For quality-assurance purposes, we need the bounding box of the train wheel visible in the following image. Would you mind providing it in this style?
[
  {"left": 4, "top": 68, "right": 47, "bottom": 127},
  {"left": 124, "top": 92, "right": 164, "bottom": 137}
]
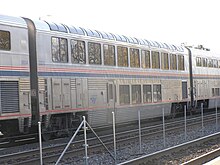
[{"left": 42, "top": 129, "right": 52, "bottom": 141}]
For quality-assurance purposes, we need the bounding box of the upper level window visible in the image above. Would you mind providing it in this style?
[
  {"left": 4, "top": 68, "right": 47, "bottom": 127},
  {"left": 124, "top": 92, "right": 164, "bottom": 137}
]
[
  {"left": 203, "top": 58, "right": 208, "bottom": 67},
  {"left": 104, "top": 44, "right": 115, "bottom": 66},
  {"left": 117, "top": 46, "right": 128, "bottom": 67},
  {"left": 71, "top": 40, "right": 86, "bottom": 64},
  {"left": 161, "top": 52, "right": 169, "bottom": 70},
  {"left": 51, "top": 37, "right": 68, "bottom": 63},
  {"left": 196, "top": 57, "right": 202, "bottom": 67},
  {"left": 152, "top": 51, "right": 160, "bottom": 69},
  {"left": 141, "top": 50, "right": 151, "bottom": 68},
  {"left": 130, "top": 48, "right": 140, "bottom": 68},
  {"left": 178, "top": 55, "right": 185, "bottom": 70},
  {"left": 208, "top": 59, "right": 213, "bottom": 67},
  {"left": 0, "top": 30, "right": 10, "bottom": 51},
  {"left": 170, "top": 54, "right": 177, "bottom": 70},
  {"left": 213, "top": 59, "right": 218, "bottom": 68},
  {"left": 88, "top": 42, "right": 101, "bottom": 65}
]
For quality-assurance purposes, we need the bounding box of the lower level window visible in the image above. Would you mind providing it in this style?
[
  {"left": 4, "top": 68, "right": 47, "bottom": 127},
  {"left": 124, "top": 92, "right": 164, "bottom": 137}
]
[
  {"left": 143, "top": 85, "right": 152, "bottom": 103},
  {"left": 132, "top": 85, "right": 141, "bottom": 104},
  {"left": 153, "top": 84, "right": 162, "bottom": 102},
  {"left": 119, "top": 85, "right": 130, "bottom": 105}
]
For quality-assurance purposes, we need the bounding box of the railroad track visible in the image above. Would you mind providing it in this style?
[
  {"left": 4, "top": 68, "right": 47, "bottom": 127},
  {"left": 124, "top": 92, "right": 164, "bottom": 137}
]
[
  {"left": 119, "top": 132, "right": 220, "bottom": 165},
  {"left": 182, "top": 147, "right": 220, "bottom": 165},
  {"left": 0, "top": 112, "right": 219, "bottom": 164}
]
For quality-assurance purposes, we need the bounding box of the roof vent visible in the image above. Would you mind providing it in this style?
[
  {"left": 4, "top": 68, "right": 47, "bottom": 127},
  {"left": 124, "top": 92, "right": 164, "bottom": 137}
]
[{"left": 196, "top": 45, "right": 210, "bottom": 51}]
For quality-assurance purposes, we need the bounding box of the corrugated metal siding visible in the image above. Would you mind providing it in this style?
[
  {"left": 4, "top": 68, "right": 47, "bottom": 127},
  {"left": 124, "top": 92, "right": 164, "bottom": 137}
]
[
  {"left": 19, "top": 79, "right": 30, "bottom": 92},
  {"left": 38, "top": 78, "right": 46, "bottom": 91},
  {"left": 71, "top": 79, "right": 76, "bottom": 90},
  {"left": 88, "top": 79, "right": 106, "bottom": 90},
  {"left": 88, "top": 109, "right": 108, "bottom": 126},
  {"left": 0, "top": 81, "right": 19, "bottom": 113}
]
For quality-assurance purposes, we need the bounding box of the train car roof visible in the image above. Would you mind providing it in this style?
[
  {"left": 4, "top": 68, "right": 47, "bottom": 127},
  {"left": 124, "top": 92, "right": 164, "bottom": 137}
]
[
  {"left": 0, "top": 14, "right": 27, "bottom": 28},
  {"left": 32, "top": 18, "right": 185, "bottom": 52},
  {"left": 0, "top": 14, "right": 185, "bottom": 52}
]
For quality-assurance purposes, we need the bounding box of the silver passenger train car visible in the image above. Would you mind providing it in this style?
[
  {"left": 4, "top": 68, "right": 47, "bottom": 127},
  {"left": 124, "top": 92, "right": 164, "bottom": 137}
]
[{"left": 0, "top": 14, "right": 220, "bottom": 138}]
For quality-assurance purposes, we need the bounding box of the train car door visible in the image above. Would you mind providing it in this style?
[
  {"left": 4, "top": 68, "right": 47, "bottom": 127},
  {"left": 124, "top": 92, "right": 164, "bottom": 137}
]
[
  {"left": 76, "top": 79, "right": 88, "bottom": 108},
  {"left": 107, "top": 81, "right": 115, "bottom": 123},
  {"left": 52, "top": 79, "right": 62, "bottom": 109},
  {"left": 62, "top": 79, "right": 71, "bottom": 109},
  {"left": 182, "top": 81, "right": 188, "bottom": 99},
  {"left": 107, "top": 82, "right": 115, "bottom": 108}
]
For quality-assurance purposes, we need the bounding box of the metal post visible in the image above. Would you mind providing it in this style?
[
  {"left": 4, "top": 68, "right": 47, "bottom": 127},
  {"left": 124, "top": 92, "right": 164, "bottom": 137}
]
[
  {"left": 162, "top": 108, "right": 166, "bottom": 147},
  {"left": 138, "top": 110, "right": 142, "bottom": 153},
  {"left": 184, "top": 105, "right": 187, "bottom": 140},
  {"left": 201, "top": 103, "right": 204, "bottom": 135},
  {"left": 216, "top": 99, "right": 218, "bottom": 131},
  {"left": 83, "top": 116, "right": 88, "bottom": 165},
  {"left": 112, "top": 112, "right": 117, "bottom": 164},
  {"left": 86, "top": 121, "right": 115, "bottom": 160},
  {"left": 38, "top": 122, "right": 43, "bottom": 165},
  {"left": 55, "top": 120, "right": 84, "bottom": 165}
]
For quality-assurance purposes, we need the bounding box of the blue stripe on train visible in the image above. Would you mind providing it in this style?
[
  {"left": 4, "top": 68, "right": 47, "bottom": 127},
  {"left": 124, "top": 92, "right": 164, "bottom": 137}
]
[{"left": 0, "top": 70, "right": 199, "bottom": 80}]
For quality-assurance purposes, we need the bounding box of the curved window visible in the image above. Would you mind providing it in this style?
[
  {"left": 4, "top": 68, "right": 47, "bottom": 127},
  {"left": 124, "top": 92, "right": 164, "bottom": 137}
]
[
  {"left": 71, "top": 40, "right": 86, "bottom": 64},
  {"left": 117, "top": 46, "right": 128, "bottom": 67},
  {"left": 88, "top": 42, "right": 101, "bottom": 65},
  {"left": 51, "top": 37, "right": 68, "bottom": 63},
  {"left": 130, "top": 48, "right": 140, "bottom": 68}
]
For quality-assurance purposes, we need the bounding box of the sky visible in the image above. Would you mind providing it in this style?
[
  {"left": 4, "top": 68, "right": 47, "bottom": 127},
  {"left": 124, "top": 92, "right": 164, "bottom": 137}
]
[{"left": 1, "top": 0, "right": 220, "bottom": 51}]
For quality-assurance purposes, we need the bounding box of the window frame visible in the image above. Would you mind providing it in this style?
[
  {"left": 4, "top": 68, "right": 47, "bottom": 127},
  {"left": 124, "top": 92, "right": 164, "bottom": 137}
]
[
  {"left": 0, "top": 30, "right": 11, "bottom": 51},
  {"left": 153, "top": 84, "right": 162, "bottom": 102},
  {"left": 141, "top": 49, "right": 151, "bottom": 69},
  {"left": 151, "top": 51, "right": 160, "bottom": 69},
  {"left": 178, "top": 55, "right": 185, "bottom": 70},
  {"left": 170, "top": 54, "right": 177, "bottom": 70},
  {"left": 70, "top": 39, "right": 86, "bottom": 64},
  {"left": 103, "top": 44, "right": 116, "bottom": 66},
  {"left": 130, "top": 48, "right": 140, "bottom": 68},
  {"left": 117, "top": 46, "right": 128, "bottom": 67},
  {"left": 131, "top": 85, "right": 141, "bottom": 104},
  {"left": 161, "top": 52, "right": 169, "bottom": 70},
  {"left": 119, "top": 85, "right": 130, "bottom": 105},
  {"left": 51, "top": 37, "right": 68, "bottom": 63},
  {"left": 196, "top": 57, "right": 202, "bottom": 67},
  {"left": 88, "top": 42, "right": 102, "bottom": 65},
  {"left": 143, "top": 84, "right": 152, "bottom": 103}
]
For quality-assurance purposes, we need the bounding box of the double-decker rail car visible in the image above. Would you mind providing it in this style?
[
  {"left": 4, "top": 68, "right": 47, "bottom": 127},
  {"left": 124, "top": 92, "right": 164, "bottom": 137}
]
[{"left": 0, "top": 14, "right": 219, "bottom": 139}]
